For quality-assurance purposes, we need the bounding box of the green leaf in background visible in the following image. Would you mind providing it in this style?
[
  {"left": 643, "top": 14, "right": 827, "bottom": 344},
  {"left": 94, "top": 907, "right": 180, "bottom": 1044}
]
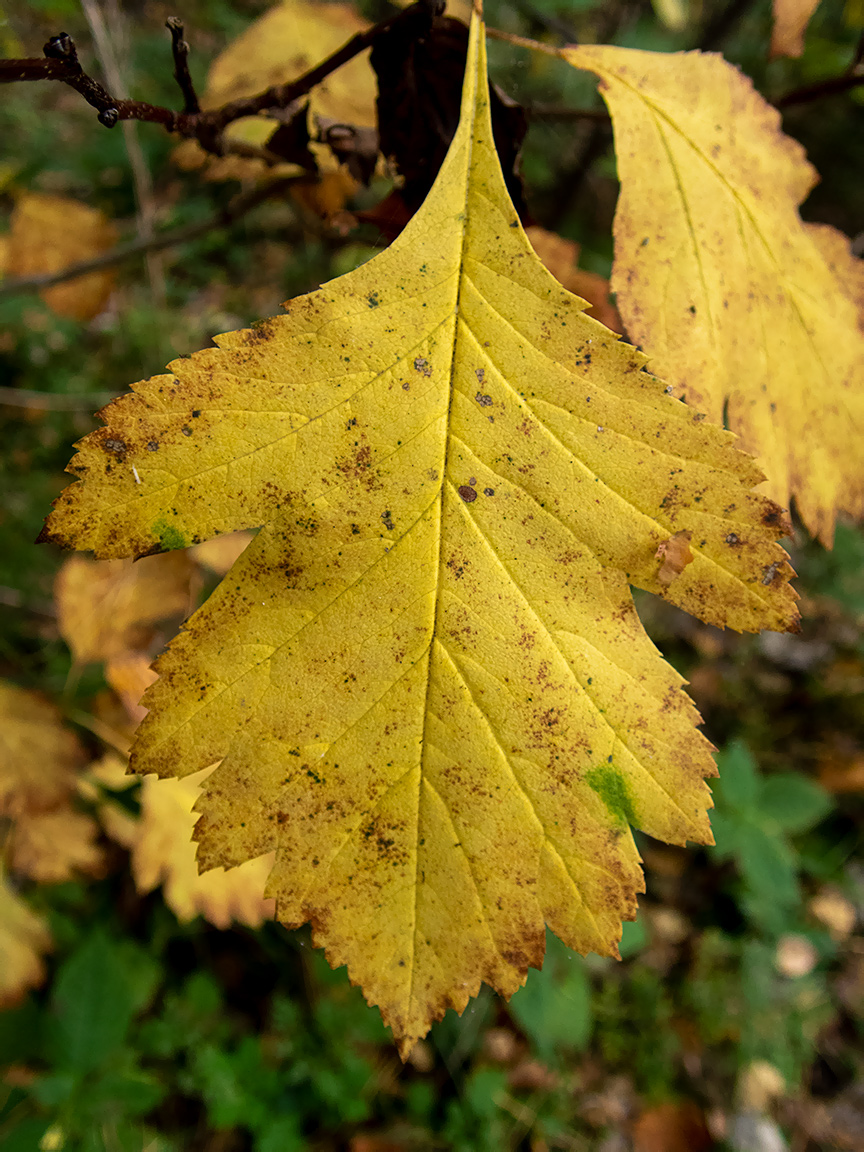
[
  {"left": 737, "top": 821, "right": 800, "bottom": 909},
  {"left": 759, "top": 774, "right": 832, "bottom": 834},
  {"left": 713, "top": 741, "right": 761, "bottom": 811},
  {"left": 48, "top": 932, "right": 137, "bottom": 1072},
  {"left": 508, "top": 932, "right": 592, "bottom": 1064}
]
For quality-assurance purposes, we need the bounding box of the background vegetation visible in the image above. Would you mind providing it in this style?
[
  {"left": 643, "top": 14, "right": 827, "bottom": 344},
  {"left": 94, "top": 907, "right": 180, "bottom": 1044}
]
[{"left": 1, "top": 0, "right": 863, "bottom": 1148}]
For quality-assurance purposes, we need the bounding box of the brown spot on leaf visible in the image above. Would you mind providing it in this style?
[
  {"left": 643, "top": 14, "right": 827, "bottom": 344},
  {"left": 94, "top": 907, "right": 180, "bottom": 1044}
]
[
  {"left": 458, "top": 485, "right": 477, "bottom": 503},
  {"left": 655, "top": 530, "right": 694, "bottom": 586}
]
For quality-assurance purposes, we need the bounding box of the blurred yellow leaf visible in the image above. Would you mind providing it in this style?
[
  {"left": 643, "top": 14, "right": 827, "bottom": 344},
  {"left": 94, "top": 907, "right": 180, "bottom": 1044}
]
[
  {"left": 771, "top": 0, "right": 821, "bottom": 57},
  {"left": 55, "top": 552, "right": 197, "bottom": 665},
  {"left": 177, "top": 0, "right": 376, "bottom": 179},
  {"left": 0, "top": 682, "right": 85, "bottom": 817},
  {"left": 44, "top": 14, "right": 797, "bottom": 1056},
  {"left": 190, "top": 530, "right": 255, "bottom": 576},
  {"left": 10, "top": 809, "right": 103, "bottom": 884},
  {"left": 7, "top": 192, "right": 118, "bottom": 322},
  {"left": 105, "top": 651, "right": 158, "bottom": 727},
  {"left": 0, "top": 870, "right": 52, "bottom": 1007},
  {"left": 561, "top": 44, "right": 864, "bottom": 544}
]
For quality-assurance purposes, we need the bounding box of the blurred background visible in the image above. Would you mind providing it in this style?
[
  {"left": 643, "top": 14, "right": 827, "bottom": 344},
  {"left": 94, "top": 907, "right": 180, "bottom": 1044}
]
[{"left": 1, "top": 0, "right": 863, "bottom": 1149}]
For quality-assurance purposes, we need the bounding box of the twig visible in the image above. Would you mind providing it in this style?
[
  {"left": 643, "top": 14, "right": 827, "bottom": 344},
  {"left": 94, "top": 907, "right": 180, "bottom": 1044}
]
[
  {"left": 776, "top": 71, "right": 864, "bottom": 109},
  {"left": 0, "top": 386, "right": 118, "bottom": 410},
  {"left": 0, "top": 1, "right": 445, "bottom": 157},
  {"left": 775, "top": 25, "right": 864, "bottom": 107},
  {"left": 80, "top": 0, "right": 164, "bottom": 301},
  {"left": 527, "top": 104, "right": 610, "bottom": 122},
  {"left": 166, "top": 17, "right": 199, "bottom": 114},
  {"left": 0, "top": 175, "right": 300, "bottom": 298}
]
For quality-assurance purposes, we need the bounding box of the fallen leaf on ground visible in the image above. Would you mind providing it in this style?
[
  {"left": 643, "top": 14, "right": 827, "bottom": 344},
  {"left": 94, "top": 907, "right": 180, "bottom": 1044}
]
[
  {"left": 633, "top": 1100, "right": 712, "bottom": 1152},
  {"left": 0, "top": 870, "right": 52, "bottom": 1007},
  {"left": 526, "top": 226, "right": 623, "bottom": 333},
  {"left": 0, "top": 682, "right": 85, "bottom": 817},
  {"left": 559, "top": 43, "right": 864, "bottom": 544},
  {"left": 43, "top": 14, "right": 797, "bottom": 1056},
  {"left": 809, "top": 887, "right": 856, "bottom": 939},
  {"left": 6, "top": 192, "right": 118, "bottom": 321},
  {"left": 10, "top": 808, "right": 103, "bottom": 884},
  {"left": 771, "top": 0, "right": 821, "bottom": 58},
  {"left": 55, "top": 552, "right": 197, "bottom": 665}
]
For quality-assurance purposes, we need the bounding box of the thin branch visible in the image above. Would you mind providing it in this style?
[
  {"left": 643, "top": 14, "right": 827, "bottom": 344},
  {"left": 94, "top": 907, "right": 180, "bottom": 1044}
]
[
  {"left": 0, "top": 176, "right": 300, "bottom": 299},
  {"left": 0, "top": 1, "right": 445, "bottom": 157},
  {"left": 526, "top": 104, "right": 610, "bottom": 122},
  {"left": 776, "top": 71, "right": 864, "bottom": 109},
  {"left": 166, "top": 16, "right": 199, "bottom": 114},
  {"left": 80, "top": 0, "right": 165, "bottom": 301}
]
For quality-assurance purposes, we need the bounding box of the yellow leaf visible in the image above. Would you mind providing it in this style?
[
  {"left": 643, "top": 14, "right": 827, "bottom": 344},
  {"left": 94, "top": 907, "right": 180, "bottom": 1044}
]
[
  {"left": 557, "top": 44, "right": 864, "bottom": 544},
  {"left": 55, "top": 552, "right": 197, "bottom": 665},
  {"left": 0, "top": 682, "right": 85, "bottom": 817},
  {"left": 7, "top": 192, "right": 118, "bottom": 322},
  {"left": 0, "top": 869, "right": 51, "bottom": 1007},
  {"left": 178, "top": 0, "right": 377, "bottom": 178},
  {"left": 10, "top": 809, "right": 104, "bottom": 884},
  {"left": 807, "top": 223, "right": 864, "bottom": 332},
  {"left": 105, "top": 651, "right": 158, "bottom": 726},
  {"left": 771, "top": 0, "right": 821, "bottom": 57},
  {"left": 43, "top": 13, "right": 797, "bottom": 1055},
  {"left": 131, "top": 769, "right": 276, "bottom": 930},
  {"left": 526, "top": 225, "right": 623, "bottom": 333}
]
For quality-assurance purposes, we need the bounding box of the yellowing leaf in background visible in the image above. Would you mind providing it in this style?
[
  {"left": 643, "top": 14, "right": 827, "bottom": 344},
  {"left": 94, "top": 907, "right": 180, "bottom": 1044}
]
[
  {"left": 771, "top": 0, "right": 821, "bottom": 57},
  {"left": 10, "top": 809, "right": 103, "bottom": 884},
  {"left": 176, "top": 0, "right": 376, "bottom": 179},
  {"left": 6, "top": 192, "right": 118, "bottom": 322},
  {"left": 559, "top": 45, "right": 864, "bottom": 545},
  {"left": 55, "top": 552, "right": 197, "bottom": 666},
  {"left": 44, "top": 14, "right": 797, "bottom": 1055},
  {"left": 0, "top": 870, "right": 51, "bottom": 1008},
  {"left": 0, "top": 682, "right": 85, "bottom": 817},
  {"left": 190, "top": 529, "right": 255, "bottom": 576}
]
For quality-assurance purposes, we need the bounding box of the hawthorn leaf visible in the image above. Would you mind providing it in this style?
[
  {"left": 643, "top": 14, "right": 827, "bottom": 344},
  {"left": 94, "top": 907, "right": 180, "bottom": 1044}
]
[
  {"left": 89, "top": 670, "right": 276, "bottom": 931},
  {"left": 6, "top": 192, "right": 117, "bottom": 321},
  {"left": 559, "top": 44, "right": 864, "bottom": 544},
  {"left": 0, "top": 869, "right": 52, "bottom": 1007},
  {"left": 130, "top": 768, "right": 276, "bottom": 930},
  {"left": 43, "top": 13, "right": 797, "bottom": 1055},
  {"left": 10, "top": 808, "right": 104, "bottom": 884},
  {"left": 0, "top": 682, "right": 86, "bottom": 817}
]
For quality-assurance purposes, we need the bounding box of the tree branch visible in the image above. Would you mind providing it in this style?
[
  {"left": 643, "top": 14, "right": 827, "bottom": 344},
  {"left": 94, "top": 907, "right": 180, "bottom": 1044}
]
[
  {"left": 0, "top": 1, "right": 446, "bottom": 156},
  {"left": 166, "top": 16, "right": 200, "bottom": 115},
  {"left": 0, "top": 176, "right": 301, "bottom": 299}
]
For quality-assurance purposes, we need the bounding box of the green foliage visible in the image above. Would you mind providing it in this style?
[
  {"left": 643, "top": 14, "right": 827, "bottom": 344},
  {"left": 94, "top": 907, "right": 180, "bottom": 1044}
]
[{"left": 711, "top": 741, "right": 830, "bottom": 933}]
